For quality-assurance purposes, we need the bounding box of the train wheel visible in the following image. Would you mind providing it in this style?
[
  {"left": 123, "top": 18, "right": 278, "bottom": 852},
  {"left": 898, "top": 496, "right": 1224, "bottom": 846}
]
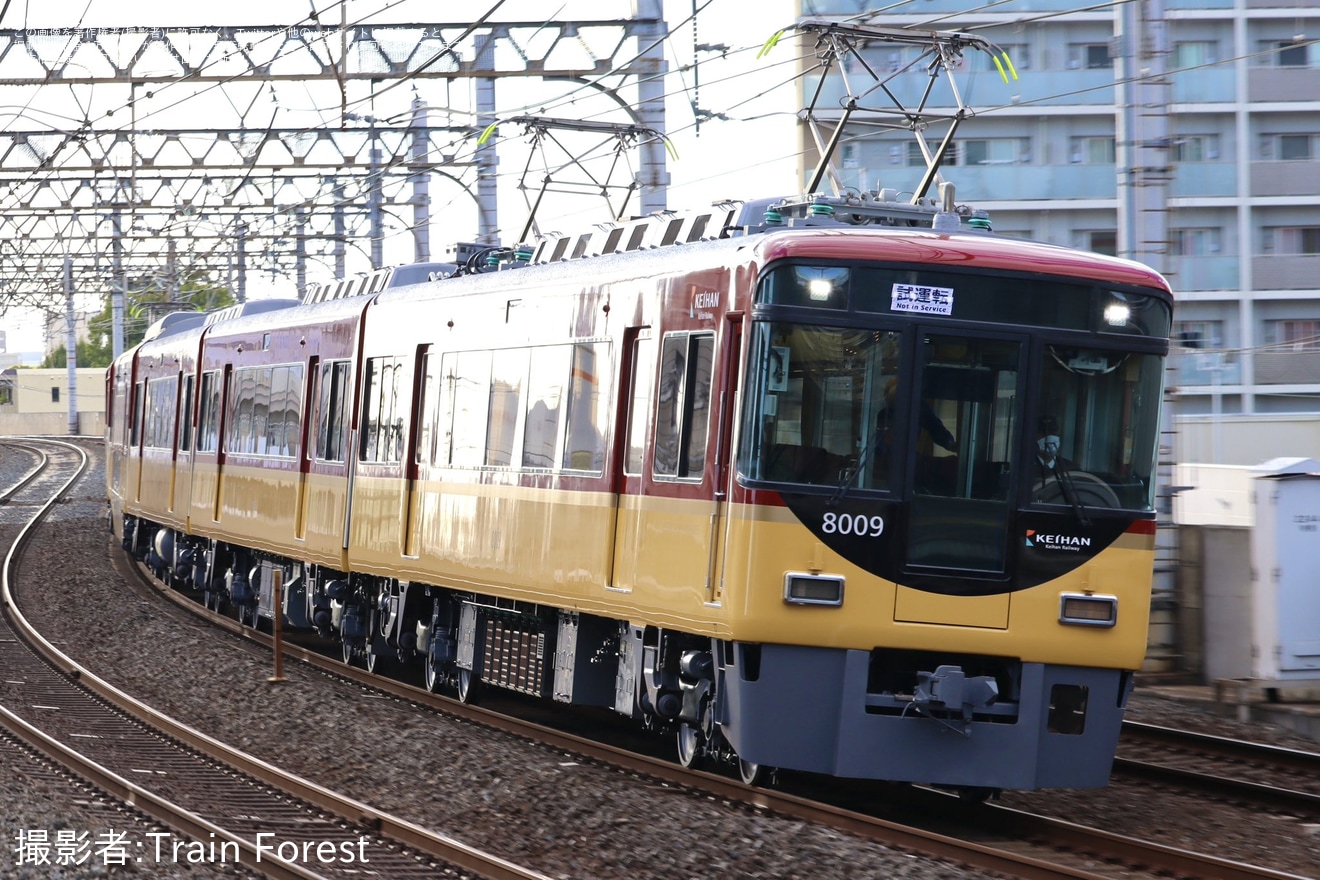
[
  {"left": 738, "top": 757, "right": 767, "bottom": 787},
  {"left": 676, "top": 722, "right": 703, "bottom": 770},
  {"left": 456, "top": 667, "right": 480, "bottom": 704},
  {"left": 423, "top": 657, "right": 443, "bottom": 693},
  {"left": 340, "top": 637, "right": 356, "bottom": 667},
  {"left": 366, "top": 646, "right": 393, "bottom": 676}
]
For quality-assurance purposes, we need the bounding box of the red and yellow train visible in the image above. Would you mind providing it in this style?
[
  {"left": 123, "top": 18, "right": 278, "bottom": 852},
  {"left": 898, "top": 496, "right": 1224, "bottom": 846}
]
[{"left": 108, "top": 194, "right": 1173, "bottom": 793}]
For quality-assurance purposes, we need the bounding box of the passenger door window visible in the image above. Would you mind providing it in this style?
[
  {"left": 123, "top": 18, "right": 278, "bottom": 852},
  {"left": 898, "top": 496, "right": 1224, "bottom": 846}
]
[{"left": 653, "top": 332, "right": 714, "bottom": 480}]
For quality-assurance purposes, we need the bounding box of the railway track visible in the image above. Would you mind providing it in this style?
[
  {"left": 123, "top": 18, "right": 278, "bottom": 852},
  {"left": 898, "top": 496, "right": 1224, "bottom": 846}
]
[
  {"left": 114, "top": 542, "right": 1311, "bottom": 880},
  {"left": 0, "top": 438, "right": 553, "bottom": 880},
  {"left": 1115, "top": 721, "right": 1320, "bottom": 813}
]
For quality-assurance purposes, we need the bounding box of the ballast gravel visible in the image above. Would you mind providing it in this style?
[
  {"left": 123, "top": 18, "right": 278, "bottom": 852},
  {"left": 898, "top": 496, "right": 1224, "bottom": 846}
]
[{"left": 4, "top": 439, "right": 1318, "bottom": 879}]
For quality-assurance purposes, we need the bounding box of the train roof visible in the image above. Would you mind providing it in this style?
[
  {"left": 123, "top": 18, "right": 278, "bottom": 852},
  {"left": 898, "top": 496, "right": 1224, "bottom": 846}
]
[
  {"left": 755, "top": 227, "right": 1173, "bottom": 298},
  {"left": 127, "top": 191, "right": 1172, "bottom": 354}
]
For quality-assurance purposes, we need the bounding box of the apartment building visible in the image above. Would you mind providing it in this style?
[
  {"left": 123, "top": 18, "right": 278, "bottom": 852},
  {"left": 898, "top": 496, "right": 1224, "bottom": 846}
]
[{"left": 798, "top": 0, "right": 1320, "bottom": 417}]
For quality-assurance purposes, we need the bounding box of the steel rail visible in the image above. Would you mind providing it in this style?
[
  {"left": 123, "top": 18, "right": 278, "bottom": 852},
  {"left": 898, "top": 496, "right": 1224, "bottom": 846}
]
[
  {"left": 5, "top": 439, "right": 551, "bottom": 880},
  {"left": 127, "top": 554, "right": 1309, "bottom": 880},
  {"left": 0, "top": 439, "right": 50, "bottom": 503}
]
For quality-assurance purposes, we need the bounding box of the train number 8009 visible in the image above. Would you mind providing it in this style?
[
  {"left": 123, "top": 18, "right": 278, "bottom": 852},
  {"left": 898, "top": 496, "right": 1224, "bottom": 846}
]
[{"left": 821, "top": 513, "right": 885, "bottom": 537}]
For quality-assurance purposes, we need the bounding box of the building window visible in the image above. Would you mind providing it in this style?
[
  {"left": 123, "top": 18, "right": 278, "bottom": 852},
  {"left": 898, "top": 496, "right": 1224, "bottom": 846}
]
[
  {"left": 51, "top": 386, "right": 60, "bottom": 404},
  {"left": 1070, "top": 136, "right": 1115, "bottom": 164},
  {"left": 1171, "top": 134, "right": 1219, "bottom": 162},
  {"left": 963, "top": 138, "right": 1030, "bottom": 165},
  {"left": 1264, "top": 319, "right": 1320, "bottom": 351},
  {"left": 1260, "top": 133, "right": 1315, "bottom": 161},
  {"left": 1173, "top": 41, "right": 1217, "bottom": 68},
  {"left": 1072, "top": 43, "right": 1111, "bottom": 69},
  {"left": 1174, "top": 320, "right": 1223, "bottom": 350},
  {"left": 1077, "top": 230, "right": 1117, "bottom": 256},
  {"left": 1262, "top": 226, "right": 1320, "bottom": 255},
  {"left": 1273, "top": 40, "right": 1308, "bottom": 68},
  {"left": 1170, "top": 227, "right": 1223, "bottom": 257},
  {"left": 907, "top": 141, "right": 957, "bottom": 166}
]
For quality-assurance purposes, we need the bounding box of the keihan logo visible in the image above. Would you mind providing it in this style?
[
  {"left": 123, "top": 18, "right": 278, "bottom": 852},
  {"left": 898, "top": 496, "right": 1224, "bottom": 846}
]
[{"left": 1025, "top": 529, "right": 1092, "bottom": 551}]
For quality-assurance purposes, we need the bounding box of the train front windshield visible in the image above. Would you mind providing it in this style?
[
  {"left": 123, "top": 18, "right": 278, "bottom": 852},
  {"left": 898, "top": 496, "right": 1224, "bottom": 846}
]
[{"left": 742, "top": 263, "right": 1169, "bottom": 525}]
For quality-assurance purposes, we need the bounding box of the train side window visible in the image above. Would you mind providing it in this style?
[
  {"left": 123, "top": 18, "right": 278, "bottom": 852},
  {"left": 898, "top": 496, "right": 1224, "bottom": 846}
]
[
  {"left": 250, "top": 367, "right": 273, "bottom": 454},
  {"left": 130, "top": 380, "right": 145, "bottom": 447},
  {"left": 197, "top": 371, "right": 221, "bottom": 453},
  {"left": 624, "top": 333, "right": 657, "bottom": 475},
  {"left": 653, "top": 332, "right": 714, "bottom": 479},
  {"left": 315, "top": 360, "right": 350, "bottom": 462},
  {"left": 416, "top": 351, "right": 439, "bottom": 467},
  {"left": 145, "top": 376, "right": 179, "bottom": 449},
  {"left": 178, "top": 375, "right": 195, "bottom": 452},
  {"left": 486, "top": 348, "right": 529, "bottom": 467},
  {"left": 265, "top": 364, "right": 304, "bottom": 457},
  {"left": 449, "top": 350, "right": 492, "bottom": 468},
  {"left": 361, "top": 356, "right": 405, "bottom": 463},
  {"left": 522, "top": 345, "right": 568, "bottom": 469},
  {"left": 563, "top": 342, "right": 612, "bottom": 473}
]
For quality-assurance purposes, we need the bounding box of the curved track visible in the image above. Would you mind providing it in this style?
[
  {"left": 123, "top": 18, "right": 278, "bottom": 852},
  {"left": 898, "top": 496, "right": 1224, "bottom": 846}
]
[
  {"left": 118, "top": 538, "right": 1311, "bottom": 880},
  {"left": 0, "top": 438, "right": 551, "bottom": 880}
]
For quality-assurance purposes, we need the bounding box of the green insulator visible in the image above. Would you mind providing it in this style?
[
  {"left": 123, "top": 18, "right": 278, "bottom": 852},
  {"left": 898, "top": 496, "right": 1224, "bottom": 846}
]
[
  {"left": 968, "top": 217, "right": 993, "bottom": 231},
  {"left": 764, "top": 209, "right": 784, "bottom": 226},
  {"left": 514, "top": 246, "right": 534, "bottom": 261},
  {"left": 809, "top": 202, "right": 835, "bottom": 216}
]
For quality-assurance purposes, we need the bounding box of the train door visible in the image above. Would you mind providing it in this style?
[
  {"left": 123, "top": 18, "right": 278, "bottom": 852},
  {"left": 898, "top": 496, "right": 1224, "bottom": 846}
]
[
  {"left": 609, "top": 327, "right": 654, "bottom": 593},
  {"left": 708, "top": 314, "right": 743, "bottom": 603},
  {"left": 131, "top": 377, "right": 146, "bottom": 504},
  {"left": 172, "top": 372, "right": 195, "bottom": 518},
  {"left": 212, "top": 365, "right": 232, "bottom": 523},
  {"left": 615, "top": 330, "right": 720, "bottom": 604},
  {"left": 295, "top": 356, "right": 318, "bottom": 541},
  {"left": 897, "top": 331, "right": 1024, "bottom": 627},
  {"left": 403, "top": 345, "right": 435, "bottom": 557}
]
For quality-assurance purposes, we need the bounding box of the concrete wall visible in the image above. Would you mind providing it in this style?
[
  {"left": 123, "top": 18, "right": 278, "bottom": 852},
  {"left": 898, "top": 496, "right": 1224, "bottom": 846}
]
[
  {"left": 1176, "top": 413, "right": 1320, "bottom": 467},
  {"left": 0, "top": 412, "right": 105, "bottom": 437},
  {"left": 0, "top": 367, "right": 105, "bottom": 437}
]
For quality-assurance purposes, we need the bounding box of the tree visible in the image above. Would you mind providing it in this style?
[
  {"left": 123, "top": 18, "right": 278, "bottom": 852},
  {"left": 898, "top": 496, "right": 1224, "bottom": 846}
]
[{"left": 62, "top": 272, "right": 237, "bottom": 369}]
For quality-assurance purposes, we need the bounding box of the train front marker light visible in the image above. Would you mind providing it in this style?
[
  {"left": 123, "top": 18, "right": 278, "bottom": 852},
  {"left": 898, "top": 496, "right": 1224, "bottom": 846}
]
[
  {"left": 1059, "top": 593, "right": 1117, "bottom": 627},
  {"left": 784, "top": 572, "right": 844, "bottom": 606}
]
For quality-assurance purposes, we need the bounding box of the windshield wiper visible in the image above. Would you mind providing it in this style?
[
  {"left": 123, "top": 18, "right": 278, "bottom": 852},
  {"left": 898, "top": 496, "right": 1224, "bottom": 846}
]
[
  {"left": 1053, "top": 468, "right": 1091, "bottom": 526},
  {"left": 828, "top": 436, "right": 878, "bottom": 508}
]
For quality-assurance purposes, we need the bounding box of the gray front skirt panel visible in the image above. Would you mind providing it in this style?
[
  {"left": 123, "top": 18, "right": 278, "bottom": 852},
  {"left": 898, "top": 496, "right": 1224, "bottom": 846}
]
[{"left": 717, "top": 643, "right": 1126, "bottom": 790}]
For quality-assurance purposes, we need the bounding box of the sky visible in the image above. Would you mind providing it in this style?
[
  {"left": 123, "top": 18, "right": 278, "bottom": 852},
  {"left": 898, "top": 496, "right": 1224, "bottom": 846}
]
[{"left": 0, "top": 0, "right": 800, "bottom": 354}]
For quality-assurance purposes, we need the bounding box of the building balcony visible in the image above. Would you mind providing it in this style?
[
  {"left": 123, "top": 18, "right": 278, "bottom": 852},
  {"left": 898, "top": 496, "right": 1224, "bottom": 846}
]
[
  {"left": 1164, "top": 255, "right": 1240, "bottom": 292},
  {"left": 1170, "top": 350, "right": 1242, "bottom": 387},
  {"left": 1171, "top": 68, "right": 1236, "bottom": 104},
  {"left": 1254, "top": 350, "right": 1320, "bottom": 385},
  {"left": 1250, "top": 161, "right": 1320, "bottom": 197},
  {"left": 1170, "top": 162, "right": 1237, "bottom": 197},
  {"left": 801, "top": 68, "right": 1115, "bottom": 114},
  {"left": 1253, "top": 254, "right": 1320, "bottom": 289},
  {"left": 931, "top": 163, "right": 1118, "bottom": 200},
  {"left": 1247, "top": 68, "right": 1320, "bottom": 103}
]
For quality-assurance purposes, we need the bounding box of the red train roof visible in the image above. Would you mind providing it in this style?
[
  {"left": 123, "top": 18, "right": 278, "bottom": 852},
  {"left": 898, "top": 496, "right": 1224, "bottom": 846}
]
[{"left": 754, "top": 228, "right": 1174, "bottom": 298}]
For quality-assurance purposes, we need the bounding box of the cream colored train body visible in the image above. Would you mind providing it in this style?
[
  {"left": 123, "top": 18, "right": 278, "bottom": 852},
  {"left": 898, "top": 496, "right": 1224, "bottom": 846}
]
[{"left": 108, "top": 206, "right": 1173, "bottom": 793}]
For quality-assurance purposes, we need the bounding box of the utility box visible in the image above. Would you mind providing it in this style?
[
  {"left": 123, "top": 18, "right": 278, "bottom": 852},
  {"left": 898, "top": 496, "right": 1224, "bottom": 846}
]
[{"left": 1250, "top": 458, "right": 1320, "bottom": 680}]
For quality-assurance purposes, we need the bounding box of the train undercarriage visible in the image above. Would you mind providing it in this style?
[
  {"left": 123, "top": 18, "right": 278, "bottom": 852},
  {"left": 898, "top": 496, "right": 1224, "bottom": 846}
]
[
  {"left": 124, "top": 513, "right": 1118, "bottom": 794},
  {"left": 122, "top": 515, "right": 768, "bottom": 783}
]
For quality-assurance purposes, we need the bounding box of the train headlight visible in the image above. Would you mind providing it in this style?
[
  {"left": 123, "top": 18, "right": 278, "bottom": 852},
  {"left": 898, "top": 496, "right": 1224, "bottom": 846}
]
[
  {"left": 1103, "top": 301, "right": 1132, "bottom": 326},
  {"left": 1059, "top": 593, "right": 1117, "bottom": 627},
  {"left": 784, "top": 572, "right": 845, "bottom": 606}
]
